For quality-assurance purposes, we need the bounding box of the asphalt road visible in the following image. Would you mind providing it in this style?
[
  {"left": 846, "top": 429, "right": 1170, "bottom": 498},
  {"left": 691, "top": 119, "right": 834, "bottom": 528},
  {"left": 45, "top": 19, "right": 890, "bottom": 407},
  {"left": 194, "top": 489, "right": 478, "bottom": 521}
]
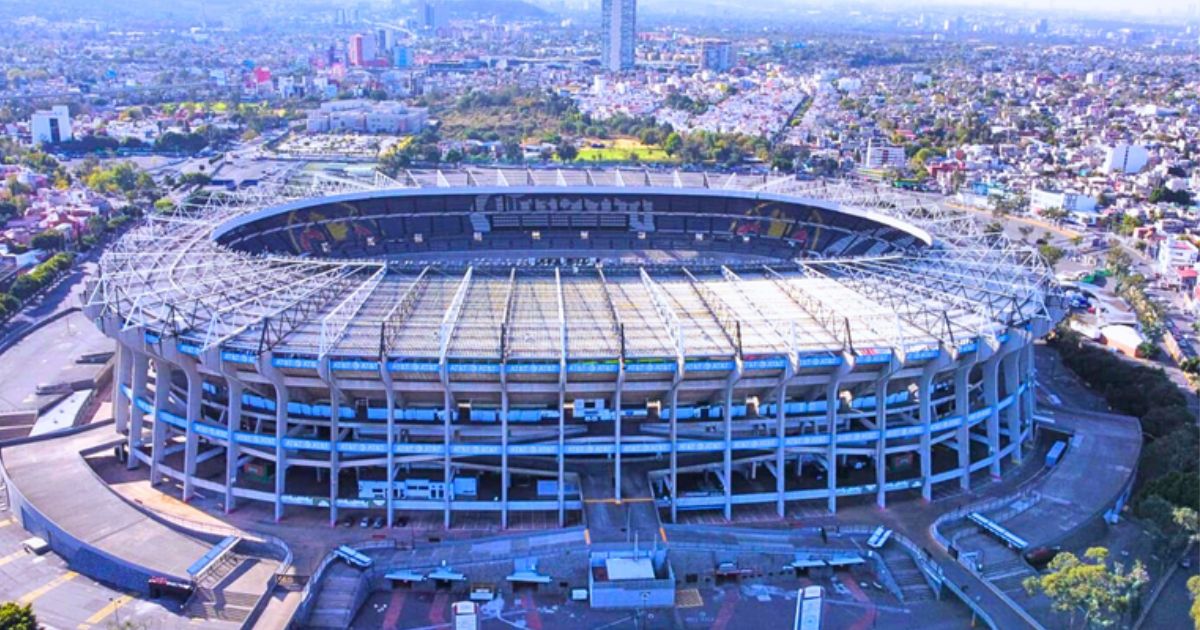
[
  {"left": 1141, "top": 543, "right": 1199, "bottom": 630},
  {"left": 0, "top": 261, "right": 113, "bottom": 413},
  {"left": 0, "top": 477, "right": 201, "bottom": 629}
]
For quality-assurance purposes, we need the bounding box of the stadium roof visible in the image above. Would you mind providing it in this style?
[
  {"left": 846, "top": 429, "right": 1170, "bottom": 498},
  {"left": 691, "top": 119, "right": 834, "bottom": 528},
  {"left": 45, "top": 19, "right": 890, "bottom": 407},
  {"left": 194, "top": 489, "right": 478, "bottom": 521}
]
[{"left": 87, "top": 168, "right": 1059, "bottom": 365}]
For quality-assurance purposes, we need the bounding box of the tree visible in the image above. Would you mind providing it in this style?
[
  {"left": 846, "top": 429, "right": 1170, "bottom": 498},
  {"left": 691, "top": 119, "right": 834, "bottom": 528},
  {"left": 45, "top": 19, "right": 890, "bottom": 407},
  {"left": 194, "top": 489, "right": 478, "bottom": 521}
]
[
  {"left": 153, "top": 198, "right": 176, "bottom": 214},
  {"left": 1139, "top": 494, "right": 1182, "bottom": 536},
  {"left": 1042, "top": 207, "right": 1068, "bottom": 221},
  {"left": 1141, "top": 471, "right": 1200, "bottom": 511},
  {"left": 1140, "top": 405, "right": 1195, "bottom": 440},
  {"left": 663, "top": 132, "right": 683, "bottom": 156},
  {"left": 1023, "top": 547, "right": 1148, "bottom": 628},
  {"left": 30, "top": 229, "right": 65, "bottom": 251},
  {"left": 1118, "top": 214, "right": 1142, "bottom": 236},
  {"left": 556, "top": 142, "right": 578, "bottom": 162},
  {"left": 0, "top": 602, "right": 37, "bottom": 630},
  {"left": 503, "top": 141, "right": 523, "bottom": 163},
  {"left": 1176, "top": 507, "right": 1199, "bottom": 542},
  {"left": 1188, "top": 575, "right": 1200, "bottom": 630},
  {"left": 1149, "top": 186, "right": 1191, "bottom": 207},
  {"left": 1039, "top": 244, "right": 1065, "bottom": 268},
  {"left": 1106, "top": 247, "right": 1133, "bottom": 277},
  {"left": 907, "top": 147, "right": 936, "bottom": 178}
]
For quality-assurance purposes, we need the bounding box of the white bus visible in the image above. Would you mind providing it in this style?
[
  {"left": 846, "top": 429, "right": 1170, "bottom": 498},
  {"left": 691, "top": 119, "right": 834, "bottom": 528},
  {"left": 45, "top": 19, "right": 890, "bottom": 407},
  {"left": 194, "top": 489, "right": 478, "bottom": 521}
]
[{"left": 794, "top": 585, "right": 823, "bottom": 630}]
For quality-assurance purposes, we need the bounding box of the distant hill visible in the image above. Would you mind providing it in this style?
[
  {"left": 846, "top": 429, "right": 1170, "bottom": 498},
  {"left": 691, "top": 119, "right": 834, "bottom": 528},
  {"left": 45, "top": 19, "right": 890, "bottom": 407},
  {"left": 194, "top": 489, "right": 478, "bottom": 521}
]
[
  {"left": 444, "top": 0, "right": 553, "bottom": 21},
  {"left": 5, "top": 0, "right": 554, "bottom": 26}
]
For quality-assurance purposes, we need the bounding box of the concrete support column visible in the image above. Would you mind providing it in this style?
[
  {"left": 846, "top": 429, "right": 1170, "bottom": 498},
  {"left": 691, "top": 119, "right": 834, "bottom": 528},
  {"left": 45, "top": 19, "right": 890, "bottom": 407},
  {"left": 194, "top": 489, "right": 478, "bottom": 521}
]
[
  {"left": 181, "top": 362, "right": 202, "bottom": 502},
  {"left": 500, "top": 377, "right": 510, "bottom": 529},
  {"left": 874, "top": 378, "right": 889, "bottom": 509},
  {"left": 149, "top": 359, "right": 172, "bottom": 487},
  {"left": 269, "top": 373, "right": 289, "bottom": 523},
  {"left": 1021, "top": 343, "right": 1035, "bottom": 434},
  {"left": 825, "top": 382, "right": 839, "bottom": 514},
  {"left": 442, "top": 386, "right": 453, "bottom": 530},
  {"left": 613, "top": 382, "right": 623, "bottom": 503},
  {"left": 114, "top": 343, "right": 133, "bottom": 435},
  {"left": 128, "top": 351, "right": 149, "bottom": 470},
  {"left": 982, "top": 355, "right": 1002, "bottom": 479},
  {"left": 329, "top": 386, "right": 342, "bottom": 527},
  {"left": 953, "top": 365, "right": 972, "bottom": 491},
  {"left": 384, "top": 384, "right": 396, "bottom": 528},
  {"left": 1002, "top": 351, "right": 1022, "bottom": 464},
  {"left": 556, "top": 387, "right": 565, "bottom": 528},
  {"left": 918, "top": 370, "right": 934, "bottom": 502},
  {"left": 774, "top": 381, "right": 788, "bottom": 518},
  {"left": 668, "top": 386, "right": 679, "bottom": 524},
  {"left": 224, "top": 378, "right": 242, "bottom": 513},
  {"left": 722, "top": 382, "right": 734, "bottom": 521}
]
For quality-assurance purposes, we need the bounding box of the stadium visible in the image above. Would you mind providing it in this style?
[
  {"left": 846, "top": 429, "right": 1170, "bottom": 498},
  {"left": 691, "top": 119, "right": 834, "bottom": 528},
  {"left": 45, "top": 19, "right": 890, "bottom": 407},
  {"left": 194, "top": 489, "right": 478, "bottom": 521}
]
[{"left": 83, "top": 169, "right": 1064, "bottom": 530}]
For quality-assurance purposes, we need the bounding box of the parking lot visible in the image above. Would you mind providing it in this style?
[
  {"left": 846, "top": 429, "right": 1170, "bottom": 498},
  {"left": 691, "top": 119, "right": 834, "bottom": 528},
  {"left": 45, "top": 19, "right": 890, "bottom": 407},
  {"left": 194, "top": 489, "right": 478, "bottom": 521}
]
[
  {"left": 0, "top": 502, "right": 204, "bottom": 629},
  {"left": 348, "top": 567, "right": 975, "bottom": 630}
]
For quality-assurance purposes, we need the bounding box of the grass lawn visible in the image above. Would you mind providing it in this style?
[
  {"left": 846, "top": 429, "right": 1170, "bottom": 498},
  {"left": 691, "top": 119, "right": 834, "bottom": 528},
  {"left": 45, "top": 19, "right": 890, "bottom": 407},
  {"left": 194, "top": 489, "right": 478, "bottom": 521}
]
[{"left": 576, "top": 138, "right": 674, "bottom": 163}]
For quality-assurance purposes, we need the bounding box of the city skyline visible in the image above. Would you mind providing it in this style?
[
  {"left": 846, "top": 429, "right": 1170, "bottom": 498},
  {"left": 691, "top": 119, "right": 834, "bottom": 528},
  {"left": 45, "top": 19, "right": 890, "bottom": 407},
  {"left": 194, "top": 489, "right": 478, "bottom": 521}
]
[{"left": 0, "top": 2, "right": 1194, "bottom": 629}]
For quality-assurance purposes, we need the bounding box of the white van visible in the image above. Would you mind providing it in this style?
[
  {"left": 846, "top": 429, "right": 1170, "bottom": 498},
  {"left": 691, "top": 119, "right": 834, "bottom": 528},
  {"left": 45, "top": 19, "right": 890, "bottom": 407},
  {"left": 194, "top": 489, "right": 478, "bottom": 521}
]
[{"left": 22, "top": 537, "right": 50, "bottom": 555}]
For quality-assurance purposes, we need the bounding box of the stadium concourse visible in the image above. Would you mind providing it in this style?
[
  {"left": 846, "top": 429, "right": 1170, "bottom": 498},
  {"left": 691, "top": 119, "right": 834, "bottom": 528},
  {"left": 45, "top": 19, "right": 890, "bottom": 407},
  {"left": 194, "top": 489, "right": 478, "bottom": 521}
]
[{"left": 83, "top": 168, "right": 1065, "bottom": 533}]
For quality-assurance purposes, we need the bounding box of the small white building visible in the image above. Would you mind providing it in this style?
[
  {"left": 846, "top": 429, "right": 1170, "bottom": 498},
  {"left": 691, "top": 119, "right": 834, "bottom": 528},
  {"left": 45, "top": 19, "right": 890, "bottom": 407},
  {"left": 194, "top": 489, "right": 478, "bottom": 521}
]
[
  {"left": 1030, "top": 188, "right": 1097, "bottom": 214},
  {"left": 863, "top": 143, "right": 907, "bottom": 170},
  {"left": 306, "top": 100, "right": 428, "bottom": 134},
  {"left": 31, "top": 105, "right": 72, "bottom": 145},
  {"left": 836, "top": 77, "right": 862, "bottom": 93},
  {"left": 1158, "top": 235, "right": 1199, "bottom": 276}
]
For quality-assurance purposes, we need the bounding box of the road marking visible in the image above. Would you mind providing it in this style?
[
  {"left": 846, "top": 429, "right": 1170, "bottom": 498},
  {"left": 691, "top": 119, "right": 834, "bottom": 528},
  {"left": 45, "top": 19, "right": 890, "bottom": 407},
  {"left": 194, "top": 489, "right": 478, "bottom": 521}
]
[
  {"left": 78, "top": 594, "right": 133, "bottom": 629},
  {"left": 584, "top": 529, "right": 591, "bottom": 546},
  {"left": 711, "top": 585, "right": 739, "bottom": 630},
  {"left": 0, "top": 550, "right": 26, "bottom": 568},
  {"left": 842, "top": 574, "right": 877, "bottom": 630},
  {"left": 659, "top": 527, "right": 668, "bottom": 544},
  {"left": 0, "top": 517, "right": 14, "bottom": 528},
  {"left": 521, "top": 590, "right": 543, "bottom": 630},
  {"left": 18, "top": 571, "right": 78, "bottom": 604},
  {"left": 428, "top": 590, "right": 448, "bottom": 626},
  {"left": 381, "top": 589, "right": 407, "bottom": 630}
]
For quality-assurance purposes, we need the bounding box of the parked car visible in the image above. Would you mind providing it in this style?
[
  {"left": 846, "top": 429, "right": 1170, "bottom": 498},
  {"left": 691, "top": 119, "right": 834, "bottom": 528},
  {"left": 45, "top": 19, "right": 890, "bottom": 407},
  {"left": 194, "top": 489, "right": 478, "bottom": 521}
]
[{"left": 1024, "top": 545, "right": 1063, "bottom": 570}]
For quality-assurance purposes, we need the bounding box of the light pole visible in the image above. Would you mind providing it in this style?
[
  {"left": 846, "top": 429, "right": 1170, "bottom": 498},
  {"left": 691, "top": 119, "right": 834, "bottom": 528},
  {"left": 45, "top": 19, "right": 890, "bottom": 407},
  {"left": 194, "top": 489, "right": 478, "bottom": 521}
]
[{"left": 111, "top": 596, "right": 122, "bottom": 628}]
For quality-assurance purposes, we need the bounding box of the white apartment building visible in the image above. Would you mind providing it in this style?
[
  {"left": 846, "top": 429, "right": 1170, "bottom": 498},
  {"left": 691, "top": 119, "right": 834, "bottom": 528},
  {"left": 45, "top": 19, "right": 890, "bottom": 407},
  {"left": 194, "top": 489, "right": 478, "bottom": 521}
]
[
  {"left": 306, "top": 100, "right": 428, "bottom": 134},
  {"left": 863, "top": 143, "right": 907, "bottom": 170},
  {"left": 1158, "top": 235, "right": 1199, "bottom": 276},
  {"left": 1032, "top": 188, "right": 1099, "bottom": 212},
  {"left": 1103, "top": 143, "right": 1149, "bottom": 174},
  {"left": 31, "top": 105, "right": 72, "bottom": 145}
]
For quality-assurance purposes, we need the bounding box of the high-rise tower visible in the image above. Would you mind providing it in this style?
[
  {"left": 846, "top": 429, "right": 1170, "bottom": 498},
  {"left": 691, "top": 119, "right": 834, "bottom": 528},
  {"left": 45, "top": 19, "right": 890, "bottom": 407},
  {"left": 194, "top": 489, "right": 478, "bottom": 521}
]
[{"left": 600, "top": 0, "right": 636, "bottom": 72}]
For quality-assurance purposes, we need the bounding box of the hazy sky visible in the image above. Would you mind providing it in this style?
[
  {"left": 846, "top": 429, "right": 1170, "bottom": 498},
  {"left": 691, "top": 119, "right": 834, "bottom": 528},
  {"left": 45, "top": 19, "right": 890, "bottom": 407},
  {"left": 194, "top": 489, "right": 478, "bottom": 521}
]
[{"left": 637, "top": 0, "right": 1197, "bottom": 20}]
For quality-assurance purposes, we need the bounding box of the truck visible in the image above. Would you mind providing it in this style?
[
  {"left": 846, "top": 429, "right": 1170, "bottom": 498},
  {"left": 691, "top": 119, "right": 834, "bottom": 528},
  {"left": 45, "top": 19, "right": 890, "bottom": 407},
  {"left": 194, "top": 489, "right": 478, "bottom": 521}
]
[
  {"left": 452, "top": 601, "right": 479, "bottom": 630},
  {"left": 1045, "top": 441, "right": 1067, "bottom": 468}
]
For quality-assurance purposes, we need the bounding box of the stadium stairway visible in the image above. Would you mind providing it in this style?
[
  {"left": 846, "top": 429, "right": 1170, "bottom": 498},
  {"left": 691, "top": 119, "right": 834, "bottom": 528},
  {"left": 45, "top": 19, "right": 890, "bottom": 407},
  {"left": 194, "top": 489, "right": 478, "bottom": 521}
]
[
  {"left": 878, "top": 544, "right": 937, "bottom": 603},
  {"left": 184, "top": 554, "right": 270, "bottom": 624},
  {"left": 184, "top": 587, "right": 258, "bottom": 623},
  {"left": 305, "top": 572, "right": 367, "bottom": 629}
]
